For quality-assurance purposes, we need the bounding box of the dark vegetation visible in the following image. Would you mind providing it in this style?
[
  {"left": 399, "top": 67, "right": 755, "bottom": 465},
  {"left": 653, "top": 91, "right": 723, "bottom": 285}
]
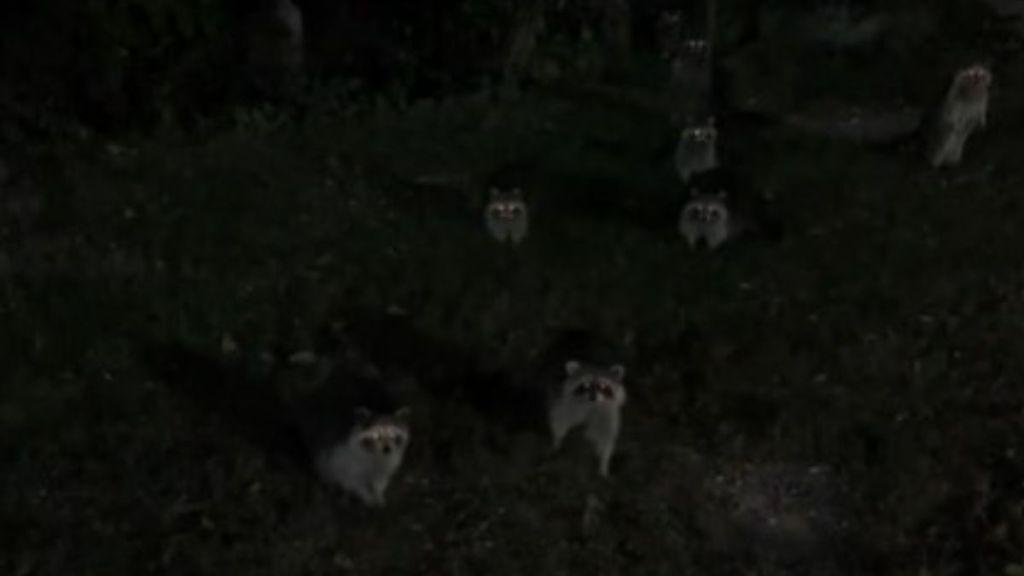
[{"left": 2, "top": 0, "right": 1024, "bottom": 574}]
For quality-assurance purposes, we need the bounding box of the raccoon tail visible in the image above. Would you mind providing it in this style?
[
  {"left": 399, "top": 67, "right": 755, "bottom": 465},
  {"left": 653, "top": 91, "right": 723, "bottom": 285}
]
[{"left": 138, "top": 338, "right": 312, "bottom": 474}]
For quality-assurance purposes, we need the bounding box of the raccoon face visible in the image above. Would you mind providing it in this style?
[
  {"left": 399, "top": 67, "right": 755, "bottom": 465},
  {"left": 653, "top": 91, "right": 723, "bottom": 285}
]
[
  {"left": 681, "top": 38, "right": 709, "bottom": 59},
  {"left": 486, "top": 187, "right": 527, "bottom": 221},
  {"left": 680, "top": 191, "right": 731, "bottom": 250},
  {"left": 669, "top": 37, "right": 709, "bottom": 66},
  {"left": 682, "top": 120, "right": 717, "bottom": 145},
  {"left": 563, "top": 361, "right": 626, "bottom": 405},
  {"left": 485, "top": 186, "right": 529, "bottom": 244},
  {"left": 353, "top": 407, "right": 410, "bottom": 458},
  {"left": 950, "top": 64, "right": 992, "bottom": 101},
  {"left": 961, "top": 65, "right": 992, "bottom": 89}
]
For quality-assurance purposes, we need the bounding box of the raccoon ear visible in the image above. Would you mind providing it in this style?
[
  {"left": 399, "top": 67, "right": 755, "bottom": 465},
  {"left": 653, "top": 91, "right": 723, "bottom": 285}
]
[
  {"left": 565, "top": 360, "right": 582, "bottom": 376},
  {"left": 510, "top": 187, "right": 523, "bottom": 199},
  {"left": 353, "top": 406, "right": 374, "bottom": 427},
  {"left": 489, "top": 187, "right": 501, "bottom": 198},
  {"left": 393, "top": 406, "right": 412, "bottom": 421},
  {"left": 609, "top": 364, "right": 626, "bottom": 380},
  {"left": 707, "top": 116, "right": 716, "bottom": 127},
  {"left": 715, "top": 189, "right": 728, "bottom": 200}
]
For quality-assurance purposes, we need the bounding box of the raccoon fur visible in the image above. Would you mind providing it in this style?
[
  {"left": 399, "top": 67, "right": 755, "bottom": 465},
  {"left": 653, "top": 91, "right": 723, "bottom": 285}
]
[
  {"left": 530, "top": 328, "right": 629, "bottom": 477},
  {"left": 926, "top": 64, "right": 993, "bottom": 168},
  {"left": 484, "top": 186, "right": 530, "bottom": 245},
  {"left": 674, "top": 116, "right": 719, "bottom": 183}
]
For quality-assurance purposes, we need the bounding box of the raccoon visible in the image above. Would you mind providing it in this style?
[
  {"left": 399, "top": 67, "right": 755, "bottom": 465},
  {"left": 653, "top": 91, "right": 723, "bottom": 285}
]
[
  {"left": 291, "top": 328, "right": 417, "bottom": 506},
  {"left": 484, "top": 187, "right": 530, "bottom": 245},
  {"left": 549, "top": 360, "right": 627, "bottom": 477},
  {"left": 667, "top": 37, "right": 713, "bottom": 125},
  {"left": 679, "top": 189, "right": 732, "bottom": 250},
  {"left": 678, "top": 170, "right": 781, "bottom": 250},
  {"left": 927, "top": 64, "right": 993, "bottom": 168},
  {"left": 674, "top": 117, "right": 718, "bottom": 184},
  {"left": 309, "top": 406, "right": 411, "bottom": 507},
  {"left": 141, "top": 339, "right": 412, "bottom": 507}
]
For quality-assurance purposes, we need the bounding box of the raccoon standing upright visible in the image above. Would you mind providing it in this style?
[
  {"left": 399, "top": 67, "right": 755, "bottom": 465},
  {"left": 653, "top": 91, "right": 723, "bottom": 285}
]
[
  {"left": 927, "top": 64, "right": 993, "bottom": 168},
  {"left": 484, "top": 186, "right": 530, "bottom": 245},
  {"left": 535, "top": 329, "right": 628, "bottom": 477},
  {"left": 674, "top": 116, "right": 719, "bottom": 184},
  {"left": 549, "top": 360, "right": 627, "bottom": 477}
]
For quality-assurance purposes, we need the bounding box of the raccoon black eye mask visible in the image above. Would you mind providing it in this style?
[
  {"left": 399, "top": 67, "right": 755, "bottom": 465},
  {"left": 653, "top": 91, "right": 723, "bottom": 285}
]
[
  {"left": 489, "top": 203, "right": 524, "bottom": 220},
  {"left": 357, "top": 426, "right": 407, "bottom": 454},
  {"left": 571, "top": 379, "right": 617, "bottom": 400}
]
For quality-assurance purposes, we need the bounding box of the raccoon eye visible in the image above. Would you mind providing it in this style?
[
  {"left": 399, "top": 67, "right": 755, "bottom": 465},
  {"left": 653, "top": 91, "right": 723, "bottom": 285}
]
[{"left": 572, "top": 378, "right": 594, "bottom": 396}]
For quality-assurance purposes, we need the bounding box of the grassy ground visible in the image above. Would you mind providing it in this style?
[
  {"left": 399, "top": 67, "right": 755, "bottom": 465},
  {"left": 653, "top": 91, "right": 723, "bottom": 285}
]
[{"left": 3, "top": 51, "right": 1024, "bottom": 575}]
